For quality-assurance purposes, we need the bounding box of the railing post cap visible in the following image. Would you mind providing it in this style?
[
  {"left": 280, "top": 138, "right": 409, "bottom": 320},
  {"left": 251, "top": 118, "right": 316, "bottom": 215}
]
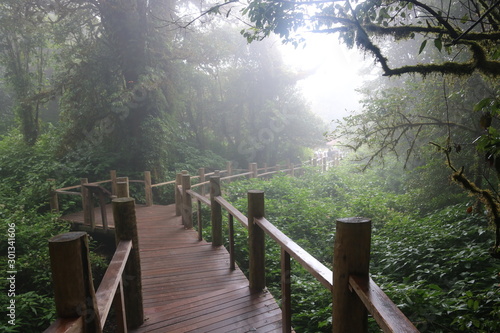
[
  {"left": 337, "top": 217, "right": 371, "bottom": 224},
  {"left": 49, "top": 232, "right": 87, "bottom": 243},
  {"left": 248, "top": 190, "right": 264, "bottom": 194},
  {"left": 112, "top": 197, "right": 135, "bottom": 204}
]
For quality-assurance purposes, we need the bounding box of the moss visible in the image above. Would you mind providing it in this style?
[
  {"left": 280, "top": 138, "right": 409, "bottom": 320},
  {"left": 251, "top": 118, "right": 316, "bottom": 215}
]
[{"left": 451, "top": 168, "right": 500, "bottom": 251}]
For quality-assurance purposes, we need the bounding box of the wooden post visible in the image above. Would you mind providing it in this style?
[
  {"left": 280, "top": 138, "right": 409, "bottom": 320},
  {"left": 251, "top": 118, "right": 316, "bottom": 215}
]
[
  {"left": 281, "top": 248, "right": 292, "bottom": 333},
  {"left": 97, "top": 190, "right": 108, "bottom": 230},
  {"left": 290, "top": 163, "right": 295, "bottom": 177},
  {"left": 332, "top": 217, "right": 371, "bottom": 333},
  {"left": 226, "top": 161, "right": 233, "bottom": 182},
  {"left": 181, "top": 173, "right": 192, "bottom": 228},
  {"left": 49, "top": 232, "right": 101, "bottom": 332},
  {"left": 228, "top": 213, "right": 235, "bottom": 270},
  {"left": 250, "top": 163, "right": 258, "bottom": 178},
  {"left": 214, "top": 169, "right": 220, "bottom": 177},
  {"left": 110, "top": 170, "right": 118, "bottom": 196},
  {"left": 48, "top": 179, "right": 59, "bottom": 213},
  {"left": 199, "top": 168, "right": 206, "bottom": 196},
  {"left": 264, "top": 163, "right": 268, "bottom": 173},
  {"left": 197, "top": 200, "right": 203, "bottom": 241},
  {"left": 248, "top": 190, "right": 265, "bottom": 291},
  {"left": 144, "top": 171, "right": 153, "bottom": 207},
  {"left": 112, "top": 282, "right": 127, "bottom": 333},
  {"left": 116, "top": 177, "right": 129, "bottom": 198},
  {"left": 210, "top": 176, "right": 223, "bottom": 247},
  {"left": 175, "top": 173, "right": 182, "bottom": 216},
  {"left": 81, "top": 178, "right": 95, "bottom": 228},
  {"left": 112, "top": 198, "right": 144, "bottom": 329}
]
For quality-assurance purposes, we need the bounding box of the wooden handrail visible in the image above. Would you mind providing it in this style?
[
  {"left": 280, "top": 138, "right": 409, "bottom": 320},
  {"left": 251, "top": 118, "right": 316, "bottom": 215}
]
[
  {"left": 256, "top": 170, "right": 281, "bottom": 178},
  {"left": 178, "top": 165, "right": 417, "bottom": 332},
  {"left": 349, "top": 275, "right": 419, "bottom": 333},
  {"left": 95, "top": 240, "right": 132, "bottom": 330},
  {"left": 44, "top": 317, "right": 84, "bottom": 333},
  {"left": 191, "top": 171, "right": 253, "bottom": 189},
  {"left": 221, "top": 173, "right": 251, "bottom": 181},
  {"left": 93, "top": 179, "right": 112, "bottom": 185},
  {"left": 50, "top": 160, "right": 302, "bottom": 213},
  {"left": 83, "top": 184, "right": 113, "bottom": 230},
  {"left": 48, "top": 156, "right": 418, "bottom": 333},
  {"left": 191, "top": 180, "right": 210, "bottom": 188},
  {"left": 55, "top": 190, "right": 82, "bottom": 196},
  {"left": 57, "top": 184, "right": 83, "bottom": 191},
  {"left": 84, "top": 183, "right": 113, "bottom": 196},
  {"left": 151, "top": 179, "right": 176, "bottom": 188},
  {"left": 187, "top": 189, "right": 210, "bottom": 206},
  {"left": 47, "top": 199, "right": 143, "bottom": 332},
  {"left": 215, "top": 196, "right": 248, "bottom": 228},
  {"left": 255, "top": 216, "right": 333, "bottom": 289}
]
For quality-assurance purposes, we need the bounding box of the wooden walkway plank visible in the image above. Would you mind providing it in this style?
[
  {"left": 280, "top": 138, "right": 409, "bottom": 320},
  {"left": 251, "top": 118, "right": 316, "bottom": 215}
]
[{"left": 62, "top": 204, "right": 283, "bottom": 332}]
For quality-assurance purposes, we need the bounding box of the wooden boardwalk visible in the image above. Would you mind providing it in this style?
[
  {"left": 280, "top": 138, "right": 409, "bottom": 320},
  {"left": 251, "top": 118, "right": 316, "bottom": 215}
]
[{"left": 62, "top": 204, "right": 284, "bottom": 332}]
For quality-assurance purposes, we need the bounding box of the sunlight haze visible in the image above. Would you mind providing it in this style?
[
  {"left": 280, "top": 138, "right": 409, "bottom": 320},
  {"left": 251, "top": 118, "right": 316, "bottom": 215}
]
[{"left": 279, "top": 34, "right": 367, "bottom": 124}]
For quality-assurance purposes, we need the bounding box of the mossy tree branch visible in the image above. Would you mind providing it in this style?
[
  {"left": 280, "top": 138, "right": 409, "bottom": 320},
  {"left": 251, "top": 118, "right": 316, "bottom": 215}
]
[{"left": 431, "top": 141, "right": 500, "bottom": 257}]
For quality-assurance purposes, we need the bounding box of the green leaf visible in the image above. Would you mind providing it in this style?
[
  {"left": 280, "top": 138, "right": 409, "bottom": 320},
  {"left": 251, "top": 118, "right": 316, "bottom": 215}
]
[
  {"left": 428, "top": 284, "right": 442, "bottom": 291},
  {"left": 434, "top": 38, "right": 443, "bottom": 52},
  {"left": 473, "top": 98, "right": 493, "bottom": 112},
  {"left": 473, "top": 300, "right": 480, "bottom": 311},
  {"left": 419, "top": 40, "right": 427, "bottom": 54}
]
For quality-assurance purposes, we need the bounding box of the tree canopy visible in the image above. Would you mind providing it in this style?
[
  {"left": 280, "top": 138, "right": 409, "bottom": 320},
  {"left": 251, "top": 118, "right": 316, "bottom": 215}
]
[
  {"left": 216, "top": 0, "right": 500, "bottom": 254},
  {"left": 239, "top": 0, "right": 500, "bottom": 77}
]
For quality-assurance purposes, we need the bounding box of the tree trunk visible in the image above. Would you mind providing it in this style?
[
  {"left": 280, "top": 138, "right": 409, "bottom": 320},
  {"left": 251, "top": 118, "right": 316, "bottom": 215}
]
[{"left": 98, "top": 0, "right": 150, "bottom": 170}]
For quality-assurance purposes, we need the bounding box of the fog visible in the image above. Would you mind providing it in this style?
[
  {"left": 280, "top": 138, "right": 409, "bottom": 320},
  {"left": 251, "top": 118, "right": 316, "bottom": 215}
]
[{"left": 277, "top": 32, "right": 372, "bottom": 126}]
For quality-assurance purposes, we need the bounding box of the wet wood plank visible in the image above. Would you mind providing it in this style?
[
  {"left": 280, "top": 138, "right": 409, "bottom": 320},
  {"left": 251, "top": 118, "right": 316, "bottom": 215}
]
[{"left": 62, "top": 204, "right": 283, "bottom": 332}]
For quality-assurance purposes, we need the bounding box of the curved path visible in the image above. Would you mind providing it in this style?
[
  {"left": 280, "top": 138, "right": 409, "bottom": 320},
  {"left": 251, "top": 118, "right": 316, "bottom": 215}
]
[{"left": 64, "top": 204, "right": 284, "bottom": 332}]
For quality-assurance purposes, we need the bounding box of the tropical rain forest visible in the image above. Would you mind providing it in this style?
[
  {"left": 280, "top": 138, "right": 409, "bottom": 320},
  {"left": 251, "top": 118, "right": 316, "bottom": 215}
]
[{"left": 1, "top": 0, "right": 500, "bottom": 332}]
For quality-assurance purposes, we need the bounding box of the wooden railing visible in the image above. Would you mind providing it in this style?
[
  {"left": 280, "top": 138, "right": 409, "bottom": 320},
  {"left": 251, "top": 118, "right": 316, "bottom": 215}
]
[
  {"left": 44, "top": 157, "right": 348, "bottom": 332},
  {"left": 178, "top": 171, "right": 419, "bottom": 333},
  {"left": 48, "top": 171, "right": 154, "bottom": 230},
  {"left": 45, "top": 198, "right": 143, "bottom": 333},
  {"left": 48, "top": 160, "right": 328, "bottom": 230}
]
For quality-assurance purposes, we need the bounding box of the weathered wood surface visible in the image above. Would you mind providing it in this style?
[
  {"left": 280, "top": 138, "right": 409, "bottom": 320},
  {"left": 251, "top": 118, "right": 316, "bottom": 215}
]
[
  {"left": 62, "top": 204, "right": 283, "bottom": 332},
  {"left": 349, "top": 275, "right": 419, "bottom": 333},
  {"left": 95, "top": 240, "right": 132, "bottom": 330}
]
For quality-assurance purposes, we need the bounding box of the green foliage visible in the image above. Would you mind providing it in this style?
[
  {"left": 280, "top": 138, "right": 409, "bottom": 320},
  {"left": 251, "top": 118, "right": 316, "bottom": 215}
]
[
  {"left": 0, "top": 128, "right": 118, "bottom": 212},
  {"left": 0, "top": 129, "right": 111, "bottom": 332},
  {"left": 222, "top": 165, "right": 500, "bottom": 332},
  {"left": 372, "top": 206, "right": 500, "bottom": 332},
  {"left": 239, "top": 0, "right": 500, "bottom": 77},
  {"left": 0, "top": 204, "right": 69, "bottom": 332}
]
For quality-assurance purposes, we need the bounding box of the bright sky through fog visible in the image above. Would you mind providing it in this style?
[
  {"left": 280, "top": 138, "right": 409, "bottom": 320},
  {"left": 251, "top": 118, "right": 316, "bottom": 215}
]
[{"left": 278, "top": 34, "right": 368, "bottom": 125}]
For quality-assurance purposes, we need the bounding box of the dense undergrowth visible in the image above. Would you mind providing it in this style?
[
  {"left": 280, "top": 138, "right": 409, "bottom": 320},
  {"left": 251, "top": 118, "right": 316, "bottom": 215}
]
[
  {"left": 211, "top": 165, "right": 500, "bottom": 332},
  {"left": 1, "top": 128, "right": 499, "bottom": 332}
]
